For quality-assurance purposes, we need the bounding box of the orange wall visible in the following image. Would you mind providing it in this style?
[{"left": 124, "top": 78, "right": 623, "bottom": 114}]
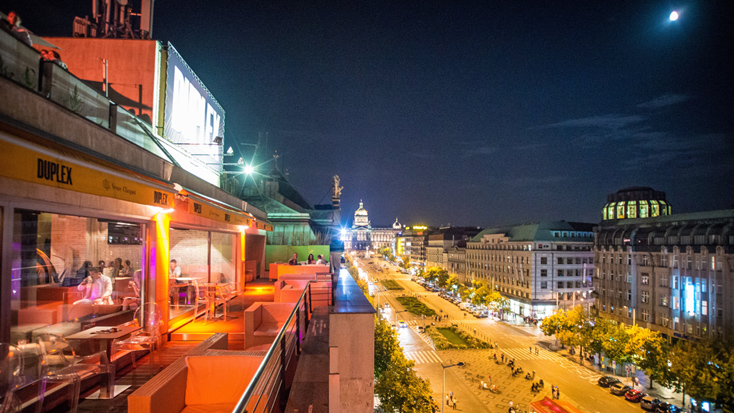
[{"left": 41, "top": 38, "right": 160, "bottom": 125}]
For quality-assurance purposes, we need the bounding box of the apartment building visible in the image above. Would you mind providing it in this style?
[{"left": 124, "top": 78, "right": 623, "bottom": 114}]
[{"left": 467, "top": 221, "right": 595, "bottom": 319}]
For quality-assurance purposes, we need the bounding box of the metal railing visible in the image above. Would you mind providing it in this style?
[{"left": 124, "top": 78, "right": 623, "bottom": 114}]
[{"left": 232, "top": 281, "right": 317, "bottom": 413}]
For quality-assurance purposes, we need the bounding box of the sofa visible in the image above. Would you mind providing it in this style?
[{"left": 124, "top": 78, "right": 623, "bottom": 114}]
[
  {"left": 128, "top": 333, "right": 265, "bottom": 413},
  {"left": 243, "top": 302, "right": 295, "bottom": 349}
]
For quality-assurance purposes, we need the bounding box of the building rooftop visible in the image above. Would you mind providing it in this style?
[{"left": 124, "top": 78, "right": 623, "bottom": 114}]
[{"left": 470, "top": 221, "right": 595, "bottom": 243}]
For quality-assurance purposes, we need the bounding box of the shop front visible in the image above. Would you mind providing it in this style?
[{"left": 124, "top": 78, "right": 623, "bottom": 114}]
[{"left": 0, "top": 132, "right": 269, "bottom": 352}]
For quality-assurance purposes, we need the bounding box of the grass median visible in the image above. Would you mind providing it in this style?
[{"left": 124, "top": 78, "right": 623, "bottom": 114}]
[
  {"left": 381, "top": 279, "right": 403, "bottom": 290},
  {"left": 395, "top": 296, "right": 436, "bottom": 316}
]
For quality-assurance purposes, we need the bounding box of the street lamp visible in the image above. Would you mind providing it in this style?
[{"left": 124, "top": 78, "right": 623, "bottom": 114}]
[{"left": 441, "top": 362, "right": 464, "bottom": 413}]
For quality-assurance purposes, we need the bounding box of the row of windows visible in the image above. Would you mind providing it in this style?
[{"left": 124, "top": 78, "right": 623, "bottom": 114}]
[
  {"left": 539, "top": 281, "right": 586, "bottom": 289},
  {"left": 598, "top": 253, "right": 723, "bottom": 271},
  {"left": 468, "top": 243, "right": 592, "bottom": 251}
]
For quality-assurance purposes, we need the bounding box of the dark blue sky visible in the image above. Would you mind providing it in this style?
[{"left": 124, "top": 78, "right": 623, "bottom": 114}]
[{"left": 10, "top": 1, "right": 734, "bottom": 227}]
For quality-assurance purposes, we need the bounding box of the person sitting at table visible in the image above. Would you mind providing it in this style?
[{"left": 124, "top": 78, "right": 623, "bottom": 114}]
[
  {"left": 120, "top": 259, "right": 134, "bottom": 277},
  {"left": 316, "top": 255, "right": 328, "bottom": 265},
  {"left": 122, "top": 271, "right": 141, "bottom": 310},
  {"left": 169, "top": 259, "right": 181, "bottom": 278},
  {"left": 288, "top": 253, "right": 299, "bottom": 265},
  {"left": 74, "top": 266, "right": 114, "bottom": 305},
  {"left": 307, "top": 253, "right": 315, "bottom": 264}
]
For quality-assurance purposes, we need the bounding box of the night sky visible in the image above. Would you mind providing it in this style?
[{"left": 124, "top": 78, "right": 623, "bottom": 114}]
[{"left": 8, "top": 1, "right": 734, "bottom": 227}]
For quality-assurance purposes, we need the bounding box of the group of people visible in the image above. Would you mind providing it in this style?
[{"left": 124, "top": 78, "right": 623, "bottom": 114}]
[
  {"left": 72, "top": 258, "right": 139, "bottom": 309},
  {"left": 288, "top": 253, "right": 328, "bottom": 265},
  {"left": 445, "top": 391, "right": 458, "bottom": 410}
]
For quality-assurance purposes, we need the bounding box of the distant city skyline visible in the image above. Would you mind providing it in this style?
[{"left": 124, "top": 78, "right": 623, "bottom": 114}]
[{"left": 10, "top": 0, "right": 733, "bottom": 227}]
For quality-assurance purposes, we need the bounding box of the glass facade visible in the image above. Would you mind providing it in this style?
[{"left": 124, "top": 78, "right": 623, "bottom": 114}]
[
  {"left": 10, "top": 209, "right": 145, "bottom": 347},
  {"left": 168, "top": 228, "right": 236, "bottom": 320}
]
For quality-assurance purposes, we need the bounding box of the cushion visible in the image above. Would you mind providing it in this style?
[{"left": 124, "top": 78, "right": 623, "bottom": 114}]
[{"left": 184, "top": 356, "right": 260, "bottom": 406}]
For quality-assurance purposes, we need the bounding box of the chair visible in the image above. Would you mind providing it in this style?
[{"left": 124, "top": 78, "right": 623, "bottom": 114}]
[
  {"left": 1, "top": 343, "right": 24, "bottom": 413},
  {"left": 112, "top": 302, "right": 162, "bottom": 370},
  {"left": 206, "top": 283, "right": 233, "bottom": 322},
  {"left": 35, "top": 334, "right": 114, "bottom": 413},
  {"left": 191, "top": 279, "right": 212, "bottom": 323}
]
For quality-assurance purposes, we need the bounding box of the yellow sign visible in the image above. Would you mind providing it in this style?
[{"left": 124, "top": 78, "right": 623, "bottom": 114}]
[
  {"left": 0, "top": 140, "right": 174, "bottom": 208},
  {"left": 413, "top": 225, "right": 428, "bottom": 230},
  {"left": 188, "top": 199, "right": 252, "bottom": 227}
]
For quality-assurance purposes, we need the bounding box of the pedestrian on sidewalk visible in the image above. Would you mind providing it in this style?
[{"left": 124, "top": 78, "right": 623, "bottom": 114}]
[
  {"left": 446, "top": 395, "right": 449, "bottom": 406},
  {"left": 536, "top": 346, "right": 539, "bottom": 355},
  {"left": 452, "top": 399, "right": 457, "bottom": 410},
  {"left": 529, "top": 346, "right": 532, "bottom": 354}
]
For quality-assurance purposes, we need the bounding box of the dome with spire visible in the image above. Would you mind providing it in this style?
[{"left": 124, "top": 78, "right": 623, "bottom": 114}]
[
  {"left": 353, "top": 200, "right": 370, "bottom": 228},
  {"left": 393, "top": 217, "right": 402, "bottom": 229}
]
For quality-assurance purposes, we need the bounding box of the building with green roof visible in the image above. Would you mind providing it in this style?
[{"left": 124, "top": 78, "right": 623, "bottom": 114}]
[{"left": 466, "top": 221, "right": 595, "bottom": 319}]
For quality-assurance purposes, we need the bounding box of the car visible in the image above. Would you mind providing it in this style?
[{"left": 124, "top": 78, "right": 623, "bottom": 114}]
[
  {"left": 610, "top": 383, "right": 632, "bottom": 395},
  {"left": 597, "top": 376, "right": 621, "bottom": 387},
  {"left": 398, "top": 320, "right": 407, "bottom": 328},
  {"left": 624, "top": 389, "right": 646, "bottom": 402},
  {"left": 641, "top": 396, "right": 662, "bottom": 411},
  {"left": 416, "top": 325, "right": 425, "bottom": 333},
  {"left": 474, "top": 311, "right": 489, "bottom": 318},
  {"left": 655, "top": 403, "right": 682, "bottom": 413}
]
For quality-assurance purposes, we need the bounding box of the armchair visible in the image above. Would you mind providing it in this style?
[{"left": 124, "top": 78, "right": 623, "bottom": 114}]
[{"left": 1, "top": 343, "right": 23, "bottom": 413}]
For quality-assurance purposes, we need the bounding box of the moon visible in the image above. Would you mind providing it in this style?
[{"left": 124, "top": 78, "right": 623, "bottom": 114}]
[{"left": 670, "top": 11, "right": 679, "bottom": 21}]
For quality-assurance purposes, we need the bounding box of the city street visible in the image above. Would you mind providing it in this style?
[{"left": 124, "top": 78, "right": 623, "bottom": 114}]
[{"left": 358, "top": 257, "right": 646, "bottom": 413}]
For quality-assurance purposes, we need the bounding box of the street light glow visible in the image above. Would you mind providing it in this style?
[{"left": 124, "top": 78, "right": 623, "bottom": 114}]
[
  {"left": 243, "top": 164, "right": 255, "bottom": 175},
  {"left": 669, "top": 11, "right": 679, "bottom": 21}
]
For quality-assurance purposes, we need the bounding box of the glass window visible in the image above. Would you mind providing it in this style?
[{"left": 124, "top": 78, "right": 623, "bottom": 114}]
[
  {"left": 557, "top": 282, "right": 563, "bottom": 289},
  {"left": 540, "top": 257, "right": 547, "bottom": 265},
  {"left": 607, "top": 203, "right": 616, "bottom": 220},
  {"left": 540, "top": 282, "right": 547, "bottom": 289},
  {"left": 627, "top": 201, "right": 637, "bottom": 218},
  {"left": 617, "top": 203, "right": 625, "bottom": 219},
  {"left": 10, "top": 209, "right": 145, "bottom": 347},
  {"left": 540, "top": 269, "right": 547, "bottom": 277},
  {"left": 639, "top": 201, "right": 649, "bottom": 218},
  {"left": 650, "top": 200, "right": 660, "bottom": 217},
  {"left": 557, "top": 270, "right": 563, "bottom": 277}
]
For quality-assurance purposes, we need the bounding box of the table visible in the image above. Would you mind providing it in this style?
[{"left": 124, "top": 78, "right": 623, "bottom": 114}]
[
  {"left": 170, "top": 277, "right": 197, "bottom": 308},
  {"left": 65, "top": 325, "right": 141, "bottom": 399},
  {"left": 65, "top": 325, "right": 141, "bottom": 361}
]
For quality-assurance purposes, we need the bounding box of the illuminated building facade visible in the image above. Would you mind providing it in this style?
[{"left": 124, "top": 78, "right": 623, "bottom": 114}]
[
  {"left": 343, "top": 200, "right": 401, "bottom": 250},
  {"left": 467, "top": 222, "right": 595, "bottom": 319},
  {"left": 594, "top": 191, "right": 734, "bottom": 340}
]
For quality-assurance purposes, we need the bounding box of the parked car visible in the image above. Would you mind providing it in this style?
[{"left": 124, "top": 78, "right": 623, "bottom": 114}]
[
  {"left": 398, "top": 320, "right": 407, "bottom": 328},
  {"left": 597, "top": 376, "right": 621, "bottom": 387},
  {"left": 610, "top": 383, "right": 632, "bottom": 395},
  {"left": 416, "top": 326, "right": 425, "bottom": 333},
  {"left": 474, "top": 311, "right": 489, "bottom": 318},
  {"left": 624, "top": 389, "right": 646, "bottom": 402},
  {"left": 655, "top": 403, "right": 682, "bottom": 413},
  {"left": 641, "top": 396, "right": 662, "bottom": 411}
]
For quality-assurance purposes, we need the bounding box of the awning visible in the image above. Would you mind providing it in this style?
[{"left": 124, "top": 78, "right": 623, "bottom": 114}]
[
  {"left": 180, "top": 188, "right": 272, "bottom": 231},
  {"left": 0, "top": 134, "right": 175, "bottom": 208}
]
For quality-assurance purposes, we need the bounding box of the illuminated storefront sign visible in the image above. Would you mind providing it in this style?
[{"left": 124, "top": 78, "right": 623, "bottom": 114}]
[
  {"left": 0, "top": 138, "right": 174, "bottom": 208},
  {"left": 188, "top": 199, "right": 251, "bottom": 226},
  {"left": 164, "top": 43, "right": 225, "bottom": 171}
]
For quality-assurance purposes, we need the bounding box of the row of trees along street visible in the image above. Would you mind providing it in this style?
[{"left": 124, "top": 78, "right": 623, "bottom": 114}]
[
  {"left": 416, "top": 266, "right": 511, "bottom": 316},
  {"left": 540, "top": 306, "right": 734, "bottom": 413},
  {"left": 346, "top": 256, "right": 436, "bottom": 413}
]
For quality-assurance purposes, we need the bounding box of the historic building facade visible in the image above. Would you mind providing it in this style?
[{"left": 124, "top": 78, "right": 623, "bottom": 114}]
[
  {"left": 594, "top": 188, "right": 734, "bottom": 341},
  {"left": 343, "top": 200, "right": 401, "bottom": 250},
  {"left": 466, "top": 222, "right": 595, "bottom": 319}
]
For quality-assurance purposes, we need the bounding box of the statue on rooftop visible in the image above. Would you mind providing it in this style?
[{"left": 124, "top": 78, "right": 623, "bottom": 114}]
[{"left": 332, "top": 175, "right": 343, "bottom": 199}]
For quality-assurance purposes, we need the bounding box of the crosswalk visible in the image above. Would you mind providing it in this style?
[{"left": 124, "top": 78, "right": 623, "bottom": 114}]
[
  {"left": 499, "top": 347, "right": 565, "bottom": 362},
  {"left": 405, "top": 350, "right": 443, "bottom": 364}
]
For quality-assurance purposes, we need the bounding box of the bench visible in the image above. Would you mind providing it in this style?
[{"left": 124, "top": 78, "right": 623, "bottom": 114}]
[{"left": 244, "top": 302, "right": 295, "bottom": 349}]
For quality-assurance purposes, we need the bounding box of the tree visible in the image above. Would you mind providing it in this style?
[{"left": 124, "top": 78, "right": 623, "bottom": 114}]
[
  {"left": 601, "top": 323, "right": 632, "bottom": 367},
  {"left": 668, "top": 338, "right": 732, "bottom": 410},
  {"left": 400, "top": 255, "right": 412, "bottom": 269},
  {"left": 424, "top": 267, "right": 449, "bottom": 288},
  {"left": 446, "top": 274, "right": 460, "bottom": 292},
  {"left": 625, "top": 325, "right": 669, "bottom": 389},
  {"left": 373, "top": 317, "right": 435, "bottom": 412},
  {"left": 472, "top": 285, "right": 492, "bottom": 306}
]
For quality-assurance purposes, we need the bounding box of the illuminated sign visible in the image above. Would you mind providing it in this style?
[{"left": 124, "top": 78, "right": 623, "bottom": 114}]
[
  {"left": 164, "top": 43, "right": 225, "bottom": 172},
  {"left": 0, "top": 137, "right": 174, "bottom": 208},
  {"left": 413, "top": 225, "right": 428, "bottom": 230}
]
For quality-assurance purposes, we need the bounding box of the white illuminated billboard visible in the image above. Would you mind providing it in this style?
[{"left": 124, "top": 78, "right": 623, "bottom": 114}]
[{"left": 164, "top": 43, "right": 225, "bottom": 172}]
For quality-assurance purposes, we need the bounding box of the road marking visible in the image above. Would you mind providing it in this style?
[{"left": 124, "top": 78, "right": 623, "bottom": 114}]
[
  {"left": 405, "top": 350, "right": 442, "bottom": 364},
  {"left": 500, "top": 347, "right": 565, "bottom": 362}
]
